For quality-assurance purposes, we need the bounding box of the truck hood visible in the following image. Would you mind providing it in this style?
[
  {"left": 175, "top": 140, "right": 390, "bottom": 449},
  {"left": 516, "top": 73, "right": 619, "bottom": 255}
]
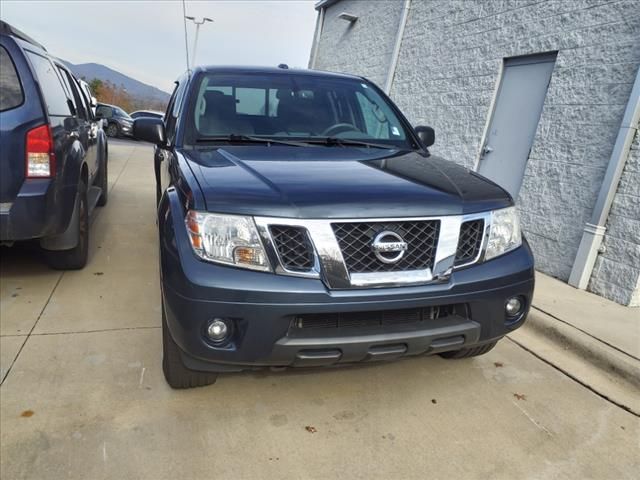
[{"left": 182, "top": 146, "right": 511, "bottom": 218}]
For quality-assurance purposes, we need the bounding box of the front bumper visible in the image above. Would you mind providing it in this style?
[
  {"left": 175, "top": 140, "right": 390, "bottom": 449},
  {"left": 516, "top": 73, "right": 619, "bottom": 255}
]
[
  {"left": 161, "top": 221, "right": 535, "bottom": 372},
  {"left": 119, "top": 123, "right": 133, "bottom": 137}
]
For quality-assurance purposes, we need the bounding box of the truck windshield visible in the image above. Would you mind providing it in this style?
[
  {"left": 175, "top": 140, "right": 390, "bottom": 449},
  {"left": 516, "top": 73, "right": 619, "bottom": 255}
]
[{"left": 185, "top": 73, "right": 415, "bottom": 150}]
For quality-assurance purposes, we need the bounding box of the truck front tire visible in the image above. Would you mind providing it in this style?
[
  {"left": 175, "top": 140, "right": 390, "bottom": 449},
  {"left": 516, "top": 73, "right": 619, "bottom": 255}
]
[
  {"left": 162, "top": 303, "right": 218, "bottom": 389},
  {"left": 439, "top": 341, "right": 498, "bottom": 359}
]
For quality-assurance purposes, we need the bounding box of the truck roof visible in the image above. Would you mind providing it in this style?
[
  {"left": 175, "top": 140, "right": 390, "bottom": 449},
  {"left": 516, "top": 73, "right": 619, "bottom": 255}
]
[{"left": 189, "top": 65, "right": 363, "bottom": 81}]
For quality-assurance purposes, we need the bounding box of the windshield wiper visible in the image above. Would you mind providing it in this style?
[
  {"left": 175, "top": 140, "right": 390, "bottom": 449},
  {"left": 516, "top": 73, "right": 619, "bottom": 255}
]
[
  {"left": 196, "top": 134, "right": 407, "bottom": 151},
  {"left": 308, "top": 137, "right": 398, "bottom": 149},
  {"left": 196, "top": 134, "right": 312, "bottom": 147}
]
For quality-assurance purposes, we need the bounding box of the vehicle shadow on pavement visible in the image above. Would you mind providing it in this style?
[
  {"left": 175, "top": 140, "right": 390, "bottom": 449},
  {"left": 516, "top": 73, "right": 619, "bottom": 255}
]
[
  {"left": 243, "top": 354, "right": 442, "bottom": 381},
  {"left": 0, "top": 243, "right": 52, "bottom": 275}
]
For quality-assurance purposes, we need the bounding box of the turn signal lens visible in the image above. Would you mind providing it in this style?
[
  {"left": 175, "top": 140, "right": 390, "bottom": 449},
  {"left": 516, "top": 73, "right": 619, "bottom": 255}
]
[
  {"left": 25, "top": 125, "right": 56, "bottom": 178},
  {"left": 185, "top": 210, "right": 203, "bottom": 251},
  {"left": 234, "top": 246, "right": 263, "bottom": 265}
]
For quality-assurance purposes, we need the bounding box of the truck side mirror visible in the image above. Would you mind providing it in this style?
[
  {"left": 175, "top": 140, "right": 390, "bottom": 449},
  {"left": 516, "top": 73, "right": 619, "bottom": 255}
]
[
  {"left": 415, "top": 126, "right": 435, "bottom": 147},
  {"left": 134, "top": 117, "right": 166, "bottom": 145}
]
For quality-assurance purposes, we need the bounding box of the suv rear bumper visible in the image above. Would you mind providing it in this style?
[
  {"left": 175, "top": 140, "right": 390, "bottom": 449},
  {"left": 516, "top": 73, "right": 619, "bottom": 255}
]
[
  {"left": 161, "top": 230, "right": 535, "bottom": 372},
  {"left": 0, "top": 179, "right": 73, "bottom": 241}
]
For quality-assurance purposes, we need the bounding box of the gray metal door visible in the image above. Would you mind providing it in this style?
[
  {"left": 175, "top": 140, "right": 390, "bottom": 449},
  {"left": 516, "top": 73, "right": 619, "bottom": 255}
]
[{"left": 478, "top": 53, "right": 557, "bottom": 198}]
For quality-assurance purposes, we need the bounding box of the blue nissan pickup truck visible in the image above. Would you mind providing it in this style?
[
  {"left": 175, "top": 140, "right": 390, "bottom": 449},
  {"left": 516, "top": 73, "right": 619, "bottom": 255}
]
[
  {"left": 0, "top": 22, "right": 108, "bottom": 269},
  {"left": 134, "top": 66, "right": 535, "bottom": 389}
]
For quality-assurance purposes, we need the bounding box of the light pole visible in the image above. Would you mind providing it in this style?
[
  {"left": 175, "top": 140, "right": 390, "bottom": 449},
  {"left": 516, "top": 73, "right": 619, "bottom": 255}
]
[{"left": 185, "top": 16, "right": 213, "bottom": 67}]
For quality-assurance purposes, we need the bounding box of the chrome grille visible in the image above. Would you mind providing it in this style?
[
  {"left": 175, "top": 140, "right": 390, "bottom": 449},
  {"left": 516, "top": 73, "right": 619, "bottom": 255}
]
[
  {"left": 270, "top": 226, "right": 315, "bottom": 271},
  {"left": 332, "top": 221, "right": 440, "bottom": 273},
  {"left": 455, "top": 219, "right": 484, "bottom": 266}
]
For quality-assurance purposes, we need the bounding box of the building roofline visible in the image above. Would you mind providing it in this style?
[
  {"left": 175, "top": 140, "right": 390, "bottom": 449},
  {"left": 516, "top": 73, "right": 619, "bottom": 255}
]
[{"left": 315, "top": 0, "right": 341, "bottom": 10}]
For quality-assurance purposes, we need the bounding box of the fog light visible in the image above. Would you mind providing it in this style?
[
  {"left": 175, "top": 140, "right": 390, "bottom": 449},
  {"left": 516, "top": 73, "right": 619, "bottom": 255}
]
[
  {"left": 207, "top": 319, "right": 229, "bottom": 342},
  {"left": 505, "top": 297, "right": 523, "bottom": 317}
]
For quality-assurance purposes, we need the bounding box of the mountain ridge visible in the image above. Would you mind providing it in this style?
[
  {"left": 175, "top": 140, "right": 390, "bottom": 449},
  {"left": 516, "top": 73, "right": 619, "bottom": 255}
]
[{"left": 62, "top": 60, "right": 171, "bottom": 104}]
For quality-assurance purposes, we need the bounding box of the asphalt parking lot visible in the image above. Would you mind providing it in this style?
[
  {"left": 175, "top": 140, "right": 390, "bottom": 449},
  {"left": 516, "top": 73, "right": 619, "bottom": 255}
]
[{"left": 1, "top": 139, "right": 638, "bottom": 480}]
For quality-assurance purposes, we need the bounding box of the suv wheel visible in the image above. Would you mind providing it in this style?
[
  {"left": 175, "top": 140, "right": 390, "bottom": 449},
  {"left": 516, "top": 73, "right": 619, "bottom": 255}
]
[
  {"left": 439, "top": 341, "right": 498, "bottom": 359},
  {"left": 106, "top": 123, "right": 118, "bottom": 137},
  {"left": 162, "top": 303, "right": 218, "bottom": 389},
  {"left": 45, "top": 179, "right": 89, "bottom": 270},
  {"left": 96, "top": 150, "right": 108, "bottom": 207}
]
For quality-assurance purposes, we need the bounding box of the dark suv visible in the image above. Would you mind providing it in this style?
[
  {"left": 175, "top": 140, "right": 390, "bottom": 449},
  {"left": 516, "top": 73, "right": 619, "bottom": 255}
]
[
  {"left": 134, "top": 66, "right": 534, "bottom": 389},
  {"left": 0, "top": 22, "right": 108, "bottom": 269},
  {"left": 96, "top": 103, "right": 133, "bottom": 137}
]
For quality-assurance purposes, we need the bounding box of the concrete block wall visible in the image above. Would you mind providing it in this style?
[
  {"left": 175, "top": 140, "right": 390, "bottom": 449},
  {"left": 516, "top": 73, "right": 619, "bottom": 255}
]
[
  {"left": 632, "top": 277, "right": 640, "bottom": 307},
  {"left": 313, "top": 0, "right": 640, "bottom": 305},
  {"left": 313, "top": 0, "right": 403, "bottom": 87},
  {"left": 589, "top": 127, "right": 640, "bottom": 306}
]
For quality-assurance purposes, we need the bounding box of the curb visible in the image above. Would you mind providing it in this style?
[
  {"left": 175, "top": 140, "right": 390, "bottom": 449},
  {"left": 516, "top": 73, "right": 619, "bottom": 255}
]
[
  {"left": 509, "top": 308, "right": 640, "bottom": 415},
  {"left": 526, "top": 308, "right": 640, "bottom": 388}
]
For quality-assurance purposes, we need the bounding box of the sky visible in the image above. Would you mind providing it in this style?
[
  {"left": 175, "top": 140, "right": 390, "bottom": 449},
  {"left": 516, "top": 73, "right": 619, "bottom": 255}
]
[{"left": 1, "top": 0, "right": 318, "bottom": 93}]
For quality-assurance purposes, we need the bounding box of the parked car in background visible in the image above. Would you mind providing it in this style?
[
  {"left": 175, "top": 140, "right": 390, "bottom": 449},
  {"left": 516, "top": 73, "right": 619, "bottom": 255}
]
[
  {"left": 134, "top": 66, "right": 534, "bottom": 389},
  {"left": 95, "top": 102, "right": 133, "bottom": 137},
  {"left": 0, "top": 21, "right": 108, "bottom": 269},
  {"left": 130, "top": 109, "right": 164, "bottom": 120}
]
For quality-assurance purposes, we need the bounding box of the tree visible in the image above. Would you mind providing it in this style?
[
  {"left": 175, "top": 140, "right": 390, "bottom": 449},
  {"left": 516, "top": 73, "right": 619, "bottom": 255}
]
[
  {"left": 88, "top": 78, "right": 103, "bottom": 98},
  {"left": 86, "top": 77, "right": 167, "bottom": 113}
]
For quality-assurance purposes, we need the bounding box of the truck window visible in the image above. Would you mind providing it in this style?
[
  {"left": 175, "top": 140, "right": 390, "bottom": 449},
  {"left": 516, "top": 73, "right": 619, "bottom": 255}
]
[
  {"left": 69, "top": 76, "right": 91, "bottom": 120},
  {"left": 56, "top": 66, "right": 85, "bottom": 119},
  {"left": 25, "top": 51, "right": 71, "bottom": 116},
  {"left": 66, "top": 73, "right": 89, "bottom": 120},
  {"left": 355, "top": 91, "right": 391, "bottom": 139},
  {"left": 166, "top": 79, "right": 188, "bottom": 143},
  {"left": 0, "top": 46, "right": 24, "bottom": 111},
  {"left": 236, "top": 88, "right": 266, "bottom": 115}
]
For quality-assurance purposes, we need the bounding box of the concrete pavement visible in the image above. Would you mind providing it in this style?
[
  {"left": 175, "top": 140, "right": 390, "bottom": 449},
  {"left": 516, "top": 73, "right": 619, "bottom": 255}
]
[
  {"left": 511, "top": 274, "right": 640, "bottom": 415},
  {"left": 531, "top": 273, "right": 639, "bottom": 358},
  {"left": 1, "top": 140, "right": 639, "bottom": 479}
]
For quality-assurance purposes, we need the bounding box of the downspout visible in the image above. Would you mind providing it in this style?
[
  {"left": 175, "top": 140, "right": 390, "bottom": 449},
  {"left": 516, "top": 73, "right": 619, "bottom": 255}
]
[
  {"left": 569, "top": 67, "right": 640, "bottom": 290},
  {"left": 384, "top": 0, "right": 411, "bottom": 95},
  {"left": 309, "top": 6, "right": 325, "bottom": 69}
]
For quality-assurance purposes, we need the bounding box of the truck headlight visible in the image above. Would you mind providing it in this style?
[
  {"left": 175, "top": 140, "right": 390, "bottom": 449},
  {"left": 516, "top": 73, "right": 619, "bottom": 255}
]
[
  {"left": 485, "top": 207, "right": 522, "bottom": 261},
  {"left": 185, "top": 211, "right": 271, "bottom": 271}
]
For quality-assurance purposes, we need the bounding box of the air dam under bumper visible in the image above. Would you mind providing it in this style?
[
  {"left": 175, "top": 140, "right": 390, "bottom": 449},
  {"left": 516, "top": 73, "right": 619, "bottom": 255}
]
[{"left": 161, "top": 232, "right": 535, "bottom": 373}]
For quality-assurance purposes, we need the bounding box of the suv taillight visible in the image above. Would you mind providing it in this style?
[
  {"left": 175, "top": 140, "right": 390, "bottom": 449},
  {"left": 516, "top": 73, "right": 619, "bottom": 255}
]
[{"left": 25, "top": 124, "right": 56, "bottom": 178}]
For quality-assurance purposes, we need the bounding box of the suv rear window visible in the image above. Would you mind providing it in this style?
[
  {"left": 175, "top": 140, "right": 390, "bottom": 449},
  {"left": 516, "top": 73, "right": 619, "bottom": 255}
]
[
  {"left": 0, "top": 46, "right": 23, "bottom": 111},
  {"left": 25, "top": 51, "right": 71, "bottom": 116}
]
